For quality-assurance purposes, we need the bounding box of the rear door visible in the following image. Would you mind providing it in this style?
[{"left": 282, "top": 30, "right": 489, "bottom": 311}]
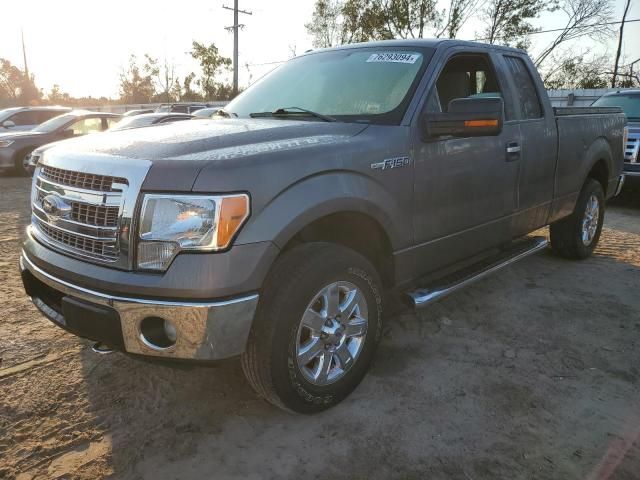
[
  {"left": 499, "top": 54, "right": 557, "bottom": 234},
  {"left": 409, "top": 48, "right": 522, "bottom": 275}
]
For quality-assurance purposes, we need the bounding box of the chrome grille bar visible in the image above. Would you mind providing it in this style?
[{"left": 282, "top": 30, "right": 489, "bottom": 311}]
[{"left": 41, "top": 165, "right": 128, "bottom": 192}]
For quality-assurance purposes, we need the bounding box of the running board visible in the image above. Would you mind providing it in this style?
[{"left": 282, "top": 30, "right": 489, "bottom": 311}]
[{"left": 405, "top": 236, "right": 548, "bottom": 309}]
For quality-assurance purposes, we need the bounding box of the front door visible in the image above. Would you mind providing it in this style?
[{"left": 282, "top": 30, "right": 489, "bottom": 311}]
[{"left": 407, "top": 51, "right": 521, "bottom": 277}]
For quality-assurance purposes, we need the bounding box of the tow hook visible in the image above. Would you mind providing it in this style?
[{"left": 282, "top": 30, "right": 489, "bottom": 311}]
[{"left": 91, "top": 342, "right": 114, "bottom": 354}]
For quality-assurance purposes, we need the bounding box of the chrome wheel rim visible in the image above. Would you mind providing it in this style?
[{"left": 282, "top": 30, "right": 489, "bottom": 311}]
[
  {"left": 295, "top": 281, "right": 368, "bottom": 386},
  {"left": 22, "top": 154, "right": 31, "bottom": 170},
  {"left": 581, "top": 194, "right": 600, "bottom": 246}
]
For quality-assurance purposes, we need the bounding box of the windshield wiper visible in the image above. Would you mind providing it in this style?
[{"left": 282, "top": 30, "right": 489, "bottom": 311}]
[{"left": 249, "top": 107, "right": 337, "bottom": 122}]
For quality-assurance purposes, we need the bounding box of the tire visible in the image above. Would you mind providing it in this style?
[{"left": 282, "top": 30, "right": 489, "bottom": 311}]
[
  {"left": 14, "top": 148, "right": 35, "bottom": 177},
  {"left": 241, "top": 242, "right": 383, "bottom": 414},
  {"left": 550, "top": 178, "right": 605, "bottom": 259}
]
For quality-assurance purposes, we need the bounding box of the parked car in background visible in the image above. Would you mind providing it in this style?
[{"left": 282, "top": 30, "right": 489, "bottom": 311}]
[
  {"left": 0, "top": 110, "right": 121, "bottom": 175},
  {"left": 109, "top": 112, "right": 193, "bottom": 131},
  {"left": 122, "top": 109, "right": 155, "bottom": 117},
  {"left": 0, "top": 106, "right": 71, "bottom": 132},
  {"left": 192, "top": 107, "right": 227, "bottom": 119},
  {"left": 156, "top": 102, "right": 215, "bottom": 114},
  {"left": 592, "top": 90, "right": 640, "bottom": 188}
]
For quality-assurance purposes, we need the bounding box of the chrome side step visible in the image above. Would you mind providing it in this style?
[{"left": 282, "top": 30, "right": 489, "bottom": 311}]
[{"left": 405, "top": 236, "right": 548, "bottom": 309}]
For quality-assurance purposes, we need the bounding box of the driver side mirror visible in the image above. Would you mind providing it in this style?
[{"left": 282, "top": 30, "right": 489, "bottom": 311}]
[
  {"left": 2, "top": 120, "right": 16, "bottom": 129},
  {"left": 61, "top": 129, "right": 75, "bottom": 138},
  {"left": 423, "top": 97, "right": 504, "bottom": 139}
]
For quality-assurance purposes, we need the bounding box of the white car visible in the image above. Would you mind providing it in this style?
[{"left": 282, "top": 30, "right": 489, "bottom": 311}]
[{"left": 0, "top": 106, "right": 71, "bottom": 132}]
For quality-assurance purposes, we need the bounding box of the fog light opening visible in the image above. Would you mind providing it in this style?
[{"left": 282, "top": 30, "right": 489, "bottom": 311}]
[{"left": 139, "top": 316, "right": 177, "bottom": 350}]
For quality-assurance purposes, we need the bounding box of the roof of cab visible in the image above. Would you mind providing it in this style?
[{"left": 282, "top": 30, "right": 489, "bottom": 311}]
[{"left": 300, "top": 38, "right": 526, "bottom": 57}]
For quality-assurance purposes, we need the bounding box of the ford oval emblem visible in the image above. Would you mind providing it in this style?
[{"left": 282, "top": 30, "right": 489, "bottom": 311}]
[{"left": 41, "top": 194, "right": 71, "bottom": 220}]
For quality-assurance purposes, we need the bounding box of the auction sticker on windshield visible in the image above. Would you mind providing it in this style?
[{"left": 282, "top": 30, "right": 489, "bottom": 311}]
[{"left": 366, "top": 53, "right": 421, "bottom": 64}]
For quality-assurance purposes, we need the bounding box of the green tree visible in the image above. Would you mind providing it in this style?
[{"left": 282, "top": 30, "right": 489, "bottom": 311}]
[
  {"left": 543, "top": 54, "right": 609, "bottom": 88},
  {"left": 179, "top": 72, "right": 202, "bottom": 102},
  {"left": 145, "top": 54, "right": 179, "bottom": 103},
  {"left": 481, "top": 0, "right": 551, "bottom": 49},
  {"left": 0, "top": 58, "right": 41, "bottom": 107},
  {"left": 119, "top": 55, "right": 156, "bottom": 104},
  {"left": 47, "top": 84, "right": 71, "bottom": 105},
  {"left": 189, "top": 41, "right": 232, "bottom": 100},
  {"left": 306, "top": 0, "right": 472, "bottom": 47}
]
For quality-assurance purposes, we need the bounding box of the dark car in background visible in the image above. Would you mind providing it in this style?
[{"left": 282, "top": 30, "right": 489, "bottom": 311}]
[
  {"left": 0, "top": 110, "right": 121, "bottom": 175},
  {"left": 592, "top": 90, "right": 640, "bottom": 188},
  {"left": 108, "top": 112, "right": 193, "bottom": 131},
  {"left": 0, "top": 106, "right": 71, "bottom": 132},
  {"left": 122, "top": 109, "right": 155, "bottom": 117},
  {"left": 156, "top": 102, "right": 217, "bottom": 114}
]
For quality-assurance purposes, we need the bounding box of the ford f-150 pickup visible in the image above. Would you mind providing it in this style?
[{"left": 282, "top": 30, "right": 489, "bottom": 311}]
[{"left": 20, "top": 39, "right": 626, "bottom": 413}]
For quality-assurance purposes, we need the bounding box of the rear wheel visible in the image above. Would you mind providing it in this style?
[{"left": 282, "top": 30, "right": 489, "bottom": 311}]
[
  {"left": 550, "top": 178, "right": 605, "bottom": 259},
  {"left": 241, "top": 243, "right": 383, "bottom": 413}
]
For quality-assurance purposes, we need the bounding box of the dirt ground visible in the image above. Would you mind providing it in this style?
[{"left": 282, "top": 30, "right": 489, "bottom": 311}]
[{"left": 0, "top": 175, "right": 639, "bottom": 480}]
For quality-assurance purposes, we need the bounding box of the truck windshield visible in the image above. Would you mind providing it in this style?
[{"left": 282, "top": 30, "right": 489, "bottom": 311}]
[
  {"left": 226, "top": 48, "right": 433, "bottom": 124},
  {"left": 592, "top": 94, "right": 640, "bottom": 121}
]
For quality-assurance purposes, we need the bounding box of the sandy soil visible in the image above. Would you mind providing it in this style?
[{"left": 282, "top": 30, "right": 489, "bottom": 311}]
[{"left": 1, "top": 176, "right": 639, "bottom": 480}]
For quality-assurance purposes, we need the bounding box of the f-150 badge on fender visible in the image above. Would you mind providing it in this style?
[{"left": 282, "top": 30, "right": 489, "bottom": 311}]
[{"left": 371, "top": 156, "right": 411, "bottom": 171}]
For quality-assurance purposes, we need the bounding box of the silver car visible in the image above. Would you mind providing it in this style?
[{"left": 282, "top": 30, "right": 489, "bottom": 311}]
[{"left": 0, "top": 106, "right": 71, "bottom": 132}]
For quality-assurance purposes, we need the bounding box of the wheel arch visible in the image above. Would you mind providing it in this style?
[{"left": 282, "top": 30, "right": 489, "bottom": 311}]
[{"left": 581, "top": 137, "right": 612, "bottom": 195}]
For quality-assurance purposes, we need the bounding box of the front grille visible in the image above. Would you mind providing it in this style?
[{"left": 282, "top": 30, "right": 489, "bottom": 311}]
[
  {"left": 36, "top": 221, "right": 118, "bottom": 261},
  {"left": 41, "top": 165, "right": 128, "bottom": 192},
  {"left": 625, "top": 138, "right": 639, "bottom": 163},
  {"left": 626, "top": 128, "right": 640, "bottom": 163},
  {"left": 32, "top": 165, "right": 127, "bottom": 264}
]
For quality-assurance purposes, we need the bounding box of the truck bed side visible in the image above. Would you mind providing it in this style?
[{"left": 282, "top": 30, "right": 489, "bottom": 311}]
[{"left": 550, "top": 110, "right": 626, "bottom": 222}]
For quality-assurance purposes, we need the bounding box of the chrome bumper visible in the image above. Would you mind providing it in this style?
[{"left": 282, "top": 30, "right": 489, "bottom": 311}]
[{"left": 20, "top": 252, "right": 259, "bottom": 360}]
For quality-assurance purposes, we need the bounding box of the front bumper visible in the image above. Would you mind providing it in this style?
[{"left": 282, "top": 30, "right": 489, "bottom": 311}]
[{"left": 20, "top": 252, "right": 259, "bottom": 360}]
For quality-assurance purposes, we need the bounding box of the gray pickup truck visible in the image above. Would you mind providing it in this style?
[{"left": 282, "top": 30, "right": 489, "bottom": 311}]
[{"left": 20, "top": 39, "right": 626, "bottom": 413}]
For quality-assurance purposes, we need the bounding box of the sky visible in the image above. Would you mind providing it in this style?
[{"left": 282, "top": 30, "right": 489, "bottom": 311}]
[{"left": 1, "top": 0, "right": 639, "bottom": 99}]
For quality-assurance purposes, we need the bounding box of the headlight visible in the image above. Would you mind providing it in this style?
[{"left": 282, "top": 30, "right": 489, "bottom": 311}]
[
  {"left": 137, "top": 194, "right": 249, "bottom": 270},
  {"left": 0, "top": 140, "right": 14, "bottom": 148}
]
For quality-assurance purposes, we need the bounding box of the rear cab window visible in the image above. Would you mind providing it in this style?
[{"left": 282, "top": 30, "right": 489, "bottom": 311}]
[{"left": 503, "top": 56, "right": 543, "bottom": 119}]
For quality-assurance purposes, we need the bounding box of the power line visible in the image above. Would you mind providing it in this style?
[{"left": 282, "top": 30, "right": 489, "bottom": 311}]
[
  {"left": 245, "top": 18, "right": 640, "bottom": 68},
  {"left": 473, "top": 17, "right": 640, "bottom": 41}
]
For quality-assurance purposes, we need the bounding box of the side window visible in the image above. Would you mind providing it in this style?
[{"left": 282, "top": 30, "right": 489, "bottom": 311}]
[
  {"left": 504, "top": 56, "right": 542, "bottom": 119},
  {"left": 67, "top": 117, "right": 103, "bottom": 136},
  {"left": 8, "top": 111, "right": 39, "bottom": 126},
  {"left": 38, "top": 111, "right": 64, "bottom": 123},
  {"left": 426, "top": 54, "right": 512, "bottom": 119}
]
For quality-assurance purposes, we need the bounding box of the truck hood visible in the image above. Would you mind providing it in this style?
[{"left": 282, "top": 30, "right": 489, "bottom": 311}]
[{"left": 44, "top": 118, "right": 369, "bottom": 190}]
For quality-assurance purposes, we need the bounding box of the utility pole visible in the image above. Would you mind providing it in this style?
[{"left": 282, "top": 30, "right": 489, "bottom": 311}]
[
  {"left": 612, "top": 0, "right": 631, "bottom": 88},
  {"left": 21, "top": 28, "right": 30, "bottom": 80},
  {"left": 223, "top": 0, "right": 252, "bottom": 96}
]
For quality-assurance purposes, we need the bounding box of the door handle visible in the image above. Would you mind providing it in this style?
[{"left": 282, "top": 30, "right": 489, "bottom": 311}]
[{"left": 506, "top": 142, "right": 521, "bottom": 161}]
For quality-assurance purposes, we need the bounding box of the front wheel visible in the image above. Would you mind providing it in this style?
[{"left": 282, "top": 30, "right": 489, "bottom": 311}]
[
  {"left": 241, "top": 243, "right": 383, "bottom": 413},
  {"left": 14, "top": 148, "right": 35, "bottom": 177},
  {"left": 550, "top": 178, "right": 605, "bottom": 259}
]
